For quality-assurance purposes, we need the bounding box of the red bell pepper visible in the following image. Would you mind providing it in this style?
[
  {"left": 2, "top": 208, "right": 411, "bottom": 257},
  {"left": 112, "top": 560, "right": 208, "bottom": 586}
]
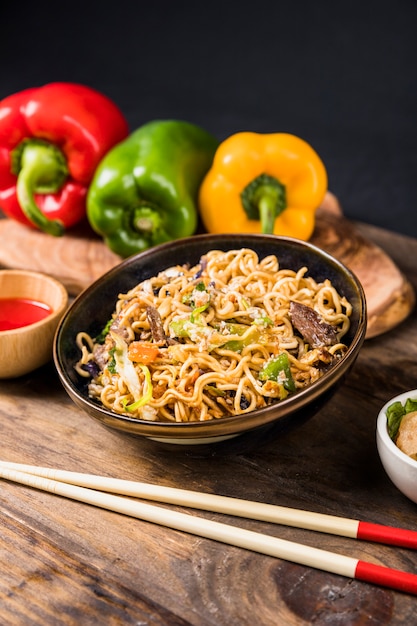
[{"left": 0, "top": 82, "right": 129, "bottom": 235}]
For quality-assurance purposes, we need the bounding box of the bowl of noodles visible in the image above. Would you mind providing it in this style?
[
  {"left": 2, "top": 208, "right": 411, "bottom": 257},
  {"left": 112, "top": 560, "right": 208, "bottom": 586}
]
[{"left": 54, "top": 234, "right": 367, "bottom": 445}]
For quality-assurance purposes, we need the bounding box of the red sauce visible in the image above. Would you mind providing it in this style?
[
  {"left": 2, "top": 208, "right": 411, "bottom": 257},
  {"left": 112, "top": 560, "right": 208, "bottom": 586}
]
[{"left": 0, "top": 298, "right": 52, "bottom": 331}]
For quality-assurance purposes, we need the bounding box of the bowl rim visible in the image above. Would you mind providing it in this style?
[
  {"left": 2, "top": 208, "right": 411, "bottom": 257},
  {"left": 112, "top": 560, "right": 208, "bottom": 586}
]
[
  {"left": 54, "top": 233, "right": 367, "bottom": 439},
  {"left": 377, "top": 388, "right": 417, "bottom": 467},
  {"left": 0, "top": 269, "right": 68, "bottom": 335}
]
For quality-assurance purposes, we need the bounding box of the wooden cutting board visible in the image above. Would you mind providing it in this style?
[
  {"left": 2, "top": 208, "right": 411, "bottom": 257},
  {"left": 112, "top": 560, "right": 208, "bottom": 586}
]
[{"left": 0, "top": 192, "right": 414, "bottom": 339}]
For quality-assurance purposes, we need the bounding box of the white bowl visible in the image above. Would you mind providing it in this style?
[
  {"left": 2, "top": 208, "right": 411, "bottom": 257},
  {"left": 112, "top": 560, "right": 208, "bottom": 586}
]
[{"left": 377, "top": 389, "right": 417, "bottom": 504}]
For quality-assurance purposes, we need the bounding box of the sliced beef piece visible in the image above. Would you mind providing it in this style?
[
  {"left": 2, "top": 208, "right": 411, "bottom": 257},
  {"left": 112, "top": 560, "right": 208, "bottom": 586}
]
[
  {"left": 289, "top": 301, "right": 339, "bottom": 347},
  {"left": 92, "top": 343, "right": 109, "bottom": 371},
  {"left": 146, "top": 305, "right": 177, "bottom": 346},
  {"left": 146, "top": 305, "right": 166, "bottom": 344},
  {"left": 109, "top": 315, "right": 130, "bottom": 340}
]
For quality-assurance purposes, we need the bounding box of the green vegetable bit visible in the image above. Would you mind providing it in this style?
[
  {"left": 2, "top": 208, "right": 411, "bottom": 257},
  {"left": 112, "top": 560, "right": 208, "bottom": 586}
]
[
  {"left": 221, "top": 325, "right": 261, "bottom": 352},
  {"left": 95, "top": 318, "right": 113, "bottom": 344},
  {"left": 107, "top": 347, "right": 117, "bottom": 374},
  {"left": 386, "top": 397, "right": 417, "bottom": 440},
  {"left": 258, "top": 353, "right": 296, "bottom": 392}
]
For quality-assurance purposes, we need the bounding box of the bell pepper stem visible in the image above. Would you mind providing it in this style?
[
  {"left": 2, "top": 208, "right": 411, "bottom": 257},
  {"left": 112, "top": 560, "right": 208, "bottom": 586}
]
[
  {"left": 258, "top": 193, "right": 279, "bottom": 234},
  {"left": 240, "top": 174, "right": 286, "bottom": 234},
  {"left": 133, "top": 206, "right": 172, "bottom": 244},
  {"left": 13, "top": 140, "right": 69, "bottom": 236}
]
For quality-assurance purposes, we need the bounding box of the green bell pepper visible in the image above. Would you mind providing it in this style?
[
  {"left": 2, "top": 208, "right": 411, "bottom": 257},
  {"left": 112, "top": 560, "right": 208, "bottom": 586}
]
[
  {"left": 86, "top": 120, "right": 219, "bottom": 257},
  {"left": 258, "top": 353, "right": 296, "bottom": 392}
]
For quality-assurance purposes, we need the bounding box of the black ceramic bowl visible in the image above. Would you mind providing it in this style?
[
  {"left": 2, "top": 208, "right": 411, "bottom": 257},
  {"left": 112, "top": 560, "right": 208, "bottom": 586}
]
[{"left": 54, "top": 234, "right": 367, "bottom": 445}]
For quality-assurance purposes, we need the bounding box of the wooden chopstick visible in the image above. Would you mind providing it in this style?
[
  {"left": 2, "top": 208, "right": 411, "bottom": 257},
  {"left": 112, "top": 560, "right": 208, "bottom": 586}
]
[
  {"left": 0, "top": 460, "right": 416, "bottom": 549},
  {"left": 1, "top": 463, "right": 417, "bottom": 595}
]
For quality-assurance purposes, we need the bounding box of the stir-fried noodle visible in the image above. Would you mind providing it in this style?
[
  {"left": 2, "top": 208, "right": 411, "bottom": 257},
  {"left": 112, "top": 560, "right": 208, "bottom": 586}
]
[{"left": 75, "top": 248, "right": 352, "bottom": 422}]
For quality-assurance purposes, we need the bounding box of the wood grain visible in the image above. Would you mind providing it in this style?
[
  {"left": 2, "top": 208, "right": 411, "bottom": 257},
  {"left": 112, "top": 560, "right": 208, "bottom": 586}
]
[
  {"left": 313, "top": 199, "right": 415, "bottom": 338},
  {"left": 0, "top": 222, "right": 416, "bottom": 624},
  {"left": 0, "top": 217, "right": 121, "bottom": 295},
  {"left": 0, "top": 193, "right": 414, "bottom": 339}
]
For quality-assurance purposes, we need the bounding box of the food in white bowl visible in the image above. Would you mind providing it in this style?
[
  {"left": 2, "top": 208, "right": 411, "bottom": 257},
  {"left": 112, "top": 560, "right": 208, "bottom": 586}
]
[
  {"left": 386, "top": 394, "right": 417, "bottom": 459},
  {"left": 377, "top": 389, "right": 417, "bottom": 504}
]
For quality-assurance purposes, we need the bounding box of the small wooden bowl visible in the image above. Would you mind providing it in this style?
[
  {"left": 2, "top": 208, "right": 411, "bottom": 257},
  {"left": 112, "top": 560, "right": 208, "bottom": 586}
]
[{"left": 0, "top": 269, "right": 68, "bottom": 378}]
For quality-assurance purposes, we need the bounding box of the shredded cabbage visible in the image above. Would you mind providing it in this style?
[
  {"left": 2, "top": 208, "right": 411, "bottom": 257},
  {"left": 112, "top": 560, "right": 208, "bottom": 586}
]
[{"left": 110, "top": 331, "right": 153, "bottom": 411}]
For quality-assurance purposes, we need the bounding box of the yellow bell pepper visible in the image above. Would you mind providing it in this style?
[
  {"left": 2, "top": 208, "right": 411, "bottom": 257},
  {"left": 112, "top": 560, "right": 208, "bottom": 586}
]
[{"left": 198, "top": 132, "right": 327, "bottom": 240}]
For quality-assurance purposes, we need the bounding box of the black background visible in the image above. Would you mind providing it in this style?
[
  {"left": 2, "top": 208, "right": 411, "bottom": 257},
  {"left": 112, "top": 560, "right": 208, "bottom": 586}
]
[{"left": 2, "top": 0, "right": 417, "bottom": 237}]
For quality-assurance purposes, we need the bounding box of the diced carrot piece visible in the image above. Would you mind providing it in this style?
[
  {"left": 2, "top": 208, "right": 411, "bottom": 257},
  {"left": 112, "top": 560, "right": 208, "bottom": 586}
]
[{"left": 128, "top": 342, "right": 159, "bottom": 364}]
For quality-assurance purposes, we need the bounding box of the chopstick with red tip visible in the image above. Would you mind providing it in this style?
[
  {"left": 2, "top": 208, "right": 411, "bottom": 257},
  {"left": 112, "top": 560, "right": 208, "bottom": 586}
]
[
  {"left": 0, "top": 460, "right": 416, "bottom": 550},
  {"left": 0, "top": 460, "right": 417, "bottom": 550},
  {"left": 1, "top": 464, "right": 417, "bottom": 596},
  {"left": 356, "top": 521, "right": 417, "bottom": 549}
]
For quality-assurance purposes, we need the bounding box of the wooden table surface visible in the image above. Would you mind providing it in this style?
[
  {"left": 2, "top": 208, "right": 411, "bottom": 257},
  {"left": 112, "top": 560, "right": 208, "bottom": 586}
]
[{"left": 1, "top": 221, "right": 417, "bottom": 626}]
